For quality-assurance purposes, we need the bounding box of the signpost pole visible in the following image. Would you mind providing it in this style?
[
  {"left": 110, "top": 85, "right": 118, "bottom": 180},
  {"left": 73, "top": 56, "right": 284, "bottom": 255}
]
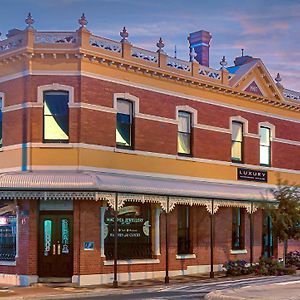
[
  {"left": 250, "top": 202, "right": 254, "bottom": 266},
  {"left": 165, "top": 196, "right": 169, "bottom": 284},
  {"left": 210, "top": 199, "right": 215, "bottom": 278},
  {"left": 113, "top": 193, "right": 118, "bottom": 288}
]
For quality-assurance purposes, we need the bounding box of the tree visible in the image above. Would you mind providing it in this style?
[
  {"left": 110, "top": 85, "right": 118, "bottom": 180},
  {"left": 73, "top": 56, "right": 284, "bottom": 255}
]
[{"left": 262, "top": 180, "right": 300, "bottom": 266}]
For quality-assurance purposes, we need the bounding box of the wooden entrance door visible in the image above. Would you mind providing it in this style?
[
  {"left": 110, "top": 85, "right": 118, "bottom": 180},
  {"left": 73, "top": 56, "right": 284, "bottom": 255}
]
[{"left": 39, "top": 212, "right": 73, "bottom": 278}]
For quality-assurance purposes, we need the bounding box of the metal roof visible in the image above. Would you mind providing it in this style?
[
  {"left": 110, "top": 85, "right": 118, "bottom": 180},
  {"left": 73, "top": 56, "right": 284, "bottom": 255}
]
[{"left": 0, "top": 171, "right": 275, "bottom": 202}]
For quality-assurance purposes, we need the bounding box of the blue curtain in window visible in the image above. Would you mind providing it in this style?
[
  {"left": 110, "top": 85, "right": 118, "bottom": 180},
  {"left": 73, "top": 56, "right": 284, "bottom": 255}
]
[{"left": 117, "top": 113, "right": 131, "bottom": 145}]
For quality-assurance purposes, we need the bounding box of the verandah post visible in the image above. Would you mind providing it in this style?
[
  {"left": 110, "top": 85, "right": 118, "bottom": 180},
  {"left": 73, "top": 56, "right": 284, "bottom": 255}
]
[
  {"left": 165, "top": 196, "right": 170, "bottom": 284},
  {"left": 250, "top": 202, "right": 254, "bottom": 266},
  {"left": 113, "top": 193, "right": 118, "bottom": 288},
  {"left": 210, "top": 199, "right": 215, "bottom": 278}
]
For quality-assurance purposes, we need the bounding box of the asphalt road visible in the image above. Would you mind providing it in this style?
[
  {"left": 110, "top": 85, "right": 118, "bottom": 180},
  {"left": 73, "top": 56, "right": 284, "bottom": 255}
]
[{"left": 52, "top": 275, "right": 300, "bottom": 300}]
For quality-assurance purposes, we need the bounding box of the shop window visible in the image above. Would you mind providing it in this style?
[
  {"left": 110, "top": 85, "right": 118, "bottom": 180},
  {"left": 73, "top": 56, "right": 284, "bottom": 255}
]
[
  {"left": 43, "top": 91, "right": 69, "bottom": 143},
  {"left": 262, "top": 212, "right": 273, "bottom": 258},
  {"left": 116, "top": 99, "right": 133, "bottom": 148},
  {"left": 0, "top": 95, "right": 2, "bottom": 148},
  {"left": 104, "top": 203, "right": 151, "bottom": 259},
  {"left": 0, "top": 202, "right": 17, "bottom": 261},
  {"left": 231, "top": 121, "right": 243, "bottom": 162},
  {"left": 177, "top": 206, "right": 191, "bottom": 254},
  {"left": 232, "top": 208, "right": 245, "bottom": 250},
  {"left": 260, "top": 126, "right": 271, "bottom": 166},
  {"left": 178, "top": 111, "right": 191, "bottom": 155}
]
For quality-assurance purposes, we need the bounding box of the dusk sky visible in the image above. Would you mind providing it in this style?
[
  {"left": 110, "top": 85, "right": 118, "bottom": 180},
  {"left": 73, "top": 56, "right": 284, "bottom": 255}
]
[{"left": 1, "top": 0, "right": 299, "bottom": 91}]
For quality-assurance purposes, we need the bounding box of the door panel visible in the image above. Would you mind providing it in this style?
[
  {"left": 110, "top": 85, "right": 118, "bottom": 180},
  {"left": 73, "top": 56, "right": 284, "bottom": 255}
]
[{"left": 39, "top": 213, "right": 73, "bottom": 278}]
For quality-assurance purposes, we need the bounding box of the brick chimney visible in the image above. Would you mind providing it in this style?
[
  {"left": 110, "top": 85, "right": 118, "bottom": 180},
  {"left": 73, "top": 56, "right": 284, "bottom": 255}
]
[{"left": 188, "top": 30, "right": 212, "bottom": 67}]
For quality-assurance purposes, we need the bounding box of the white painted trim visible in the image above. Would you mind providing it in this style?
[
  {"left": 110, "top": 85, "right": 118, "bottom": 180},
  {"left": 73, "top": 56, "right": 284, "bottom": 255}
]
[
  {"left": 103, "top": 259, "right": 160, "bottom": 266},
  {"left": 69, "top": 102, "right": 116, "bottom": 114},
  {"left": 230, "top": 116, "right": 249, "bottom": 134},
  {"left": 113, "top": 92, "right": 139, "bottom": 115},
  {"left": 176, "top": 254, "right": 196, "bottom": 259},
  {"left": 258, "top": 122, "right": 276, "bottom": 141},
  {"left": 37, "top": 83, "right": 75, "bottom": 104},
  {"left": 176, "top": 105, "right": 198, "bottom": 127},
  {"left": 195, "top": 123, "right": 230, "bottom": 134},
  {"left": 36, "top": 143, "right": 74, "bottom": 148},
  {"left": 72, "top": 264, "right": 223, "bottom": 286},
  {"left": 230, "top": 249, "right": 248, "bottom": 255},
  {"left": 273, "top": 137, "right": 300, "bottom": 147},
  {"left": 0, "top": 261, "right": 16, "bottom": 266},
  {"left": 0, "top": 70, "right": 299, "bottom": 124},
  {"left": 137, "top": 113, "right": 177, "bottom": 125},
  {"left": 2, "top": 102, "right": 42, "bottom": 112}
]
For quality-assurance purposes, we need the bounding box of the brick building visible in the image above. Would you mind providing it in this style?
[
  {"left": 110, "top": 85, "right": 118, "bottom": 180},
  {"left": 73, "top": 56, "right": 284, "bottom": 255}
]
[{"left": 0, "top": 14, "right": 299, "bottom": 286}]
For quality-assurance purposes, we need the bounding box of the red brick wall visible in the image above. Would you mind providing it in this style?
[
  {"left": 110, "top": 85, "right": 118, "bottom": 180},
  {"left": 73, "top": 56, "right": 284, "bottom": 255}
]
[{"left": 0, "top": 75, "right": 299, "bottom": 170}]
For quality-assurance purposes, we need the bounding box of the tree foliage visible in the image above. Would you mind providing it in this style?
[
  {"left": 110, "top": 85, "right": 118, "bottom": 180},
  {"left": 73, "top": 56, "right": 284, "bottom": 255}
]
[{"left": 262, "top": 179, "right": 300, "bottom": 243}]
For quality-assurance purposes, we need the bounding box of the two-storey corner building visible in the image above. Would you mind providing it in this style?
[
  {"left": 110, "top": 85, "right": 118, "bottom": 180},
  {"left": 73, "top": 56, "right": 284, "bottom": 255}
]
[{"left": 0, "top": 14, "right": 299, "bottom": 286}]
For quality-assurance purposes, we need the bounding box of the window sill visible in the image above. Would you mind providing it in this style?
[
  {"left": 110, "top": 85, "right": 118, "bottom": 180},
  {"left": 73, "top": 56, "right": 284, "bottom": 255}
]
[
  {"left": 39, "top": 143, "right": 73, "bottom": 148},
  {"left": 176, "top": 254, "right": 196, "bottom": 260},
  {"left": 104, "top": 259, "right": 160, "bottom": 266},
  {"left": 0, "top": 261, "right": 16, "bottom": 266},
  {"left": 230, "top": 249, "right": 248, "bottom": 255}
]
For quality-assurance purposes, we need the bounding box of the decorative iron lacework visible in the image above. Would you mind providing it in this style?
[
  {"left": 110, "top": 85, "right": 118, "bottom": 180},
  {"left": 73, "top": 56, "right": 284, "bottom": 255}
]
[
  {"left": 89, "top": 36, "right": 121, "bottom": 53},
  {"left": 199, "top": 66, "right": 221, "bottom": 80},
  {"left": 131, "top": 47, "right": 158, "bottom": 63},
  {"left": 283, "top": 89, "right": 300, "bottom": 101},
  {"left": 0, "top": 37, "right": 23, "bottom": 52},
  {"left": 34, "top": 32, "right": 77, "bottom": 44},
  {"left": 167, "top": 57, "right": 191, "bottom": 72}
]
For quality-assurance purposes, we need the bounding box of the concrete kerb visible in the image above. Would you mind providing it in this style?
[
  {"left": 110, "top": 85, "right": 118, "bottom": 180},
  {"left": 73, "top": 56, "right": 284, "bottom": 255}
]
[{"left": 205, "top": 290, "right": 249, "bottom": 300}]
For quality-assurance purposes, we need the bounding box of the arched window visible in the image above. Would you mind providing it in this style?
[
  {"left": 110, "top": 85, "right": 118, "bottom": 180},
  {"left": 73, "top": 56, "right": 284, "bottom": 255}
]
[
  {"left": 43, "top": 91, "right": 69, "bottom": 142},
  {"left": 178, "top": 111, "right": 192, "bottom": 155},
  {"left": 116, "top": 99, "right": 133, "bottom": 148},
  {"left": 231, "top": 121, "right": 243, "bottom": 162}
]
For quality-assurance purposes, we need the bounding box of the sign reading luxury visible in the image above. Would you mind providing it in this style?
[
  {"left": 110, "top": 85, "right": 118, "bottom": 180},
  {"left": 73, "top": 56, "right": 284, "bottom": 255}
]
[{"left": 237, "top": 168, "right": 268, "bottom": 182}]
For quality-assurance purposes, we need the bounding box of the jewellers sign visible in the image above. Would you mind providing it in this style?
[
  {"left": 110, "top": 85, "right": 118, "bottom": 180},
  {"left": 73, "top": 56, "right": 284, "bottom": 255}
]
[{"left": 237, "top": 168, "right": 268, "bottom": 182}]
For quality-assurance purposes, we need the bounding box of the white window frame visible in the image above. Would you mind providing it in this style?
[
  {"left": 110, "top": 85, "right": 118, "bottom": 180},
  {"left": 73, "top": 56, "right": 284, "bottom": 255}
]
[
  {"left": 113, "top": 93, "right": 139, "bottom": 116},
  {"left": 258, "top": 122, "right": 275, "bottom": 166}
]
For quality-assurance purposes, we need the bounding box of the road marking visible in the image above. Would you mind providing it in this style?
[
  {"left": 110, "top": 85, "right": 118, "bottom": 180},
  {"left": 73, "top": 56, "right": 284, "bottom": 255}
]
[{"left": 275, "top": 280, "right": 300, "bottom": 285}]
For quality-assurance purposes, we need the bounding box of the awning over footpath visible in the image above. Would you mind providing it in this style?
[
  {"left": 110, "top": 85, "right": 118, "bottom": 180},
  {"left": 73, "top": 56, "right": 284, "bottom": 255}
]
[{"left": 0, "top": 171, "right": 275, "bottom": 213}]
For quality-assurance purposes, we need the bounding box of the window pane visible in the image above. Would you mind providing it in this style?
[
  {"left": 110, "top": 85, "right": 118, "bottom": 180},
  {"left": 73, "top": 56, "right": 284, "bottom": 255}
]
[
  {"left": 177, "top": 206, "right": 190, "bottom": 254},
  {"left": 178, "top": 112, "right": 191, "bottom": 133},
  {"left": 44, "top": 115, "right": 69, "bottom": 141},
  {"left": 0, "top": 202, "right": 16, "bottom": 261},
  {"left": 104, "top": 203, "right": 151, "bottom": 259},
  {"left": 260, "top": 145, "right": 270, "bottom": 165},
  {"left": 44, "top": 91, "right": 69, "bottom": 141},
  {"left": 116, "top": 123, "right": 131, "bottom": 146},
  {"left": 260, "top": 127, "right": 270, "bottom": 146},
  {"left": 178, "top": 132, "right": 191, "bottom": 154},
  {"left": 44, "top": 220, "right": 52, "bottom": 256},
  {"left": 61, "top": 219, "right": 70, "bottom": 254},
  {"left": 231, "top": 141, "right": 242, "bottom": 161},
  {"left": 232, "top": 122, "right": 242, "bottom": 142},
  {"left": 117, "top": 99, "right": 132, "bottom": 115}
]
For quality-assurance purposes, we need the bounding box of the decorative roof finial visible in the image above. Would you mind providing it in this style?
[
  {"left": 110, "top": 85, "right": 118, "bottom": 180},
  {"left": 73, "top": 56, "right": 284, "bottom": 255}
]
[
  {"left": 189, "top": 47, "right": 197, "bottom": 62},
  {"left": 275, "top": 73, "right": 283, "bottom": 89},
  {"left": 156, "top": 37, "right": 165, "bottom": 53},
  {"left": 241, "top": 48, "right": 244, "bottom": 57},
  {"left": 78, "top": 13, "right": 88, "bottom": 27},
  {"left": 220, "top": 56, "right": 228, "bottom": 69},
  {"left": 25, "top": 13, "right": 35, "bottom": 28},
  {"left": 120, "top": 27, "right": 129, "bottom": 43},
  {"left": 174, "top": 45, "right": 177, "bottom": 58}
]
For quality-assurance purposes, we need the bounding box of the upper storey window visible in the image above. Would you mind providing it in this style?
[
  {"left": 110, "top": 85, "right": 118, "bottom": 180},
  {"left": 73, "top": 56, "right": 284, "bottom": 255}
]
[
  {"left": 260, "top": 126, "right": 271, "bottom": 166},
  {"left": 231, "top": 121, "right": 243, "bottom": 162},
  {"left": 43, "top": 91, "right": 69, "bottom": 143},
  {"left": 178, "top": 111, "right": 191, "bottom": 155},
  {"left": 116, "top": 99, "right": 133, "bottom": 148}
]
